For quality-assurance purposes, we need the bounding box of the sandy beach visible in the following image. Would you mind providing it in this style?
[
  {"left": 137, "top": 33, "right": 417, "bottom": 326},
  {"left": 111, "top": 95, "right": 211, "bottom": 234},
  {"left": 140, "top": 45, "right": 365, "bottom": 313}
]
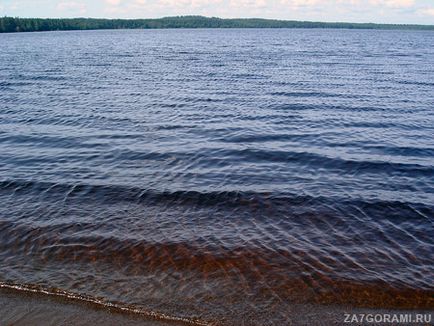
[{"left": 1, "top": 287, "right": 433, "bottom": 326}]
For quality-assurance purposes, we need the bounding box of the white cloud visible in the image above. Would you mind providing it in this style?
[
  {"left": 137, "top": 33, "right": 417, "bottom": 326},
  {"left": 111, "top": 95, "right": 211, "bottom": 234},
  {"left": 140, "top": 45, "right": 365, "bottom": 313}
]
[
  {"left": 418, "top": 7, "right": 434, "bottom": 16},
  {"left": 57, "top": 1, "right": 87, "bottom": 14},
  {"left": 230, "top": 0, "right": 267, "bottom": 8},
  {"left": 280, "top": 0, "right": 322, "bottom": 6},
  {"left": 369, "top": 0, "right": 415, "bottom": 8},
  {"left": 105, "top": 0, "right": 123, "bottom": 5},
  {"left": 279, "top": 0, "right": 417, "bottom": 9},
  {"left": 156, "top": 0, "right": 222, "bottom": 8},
  {"left": 292, "top": 0, "right": 322, "bottom": 6},
  {"left": 99, "top": 0, "right": 422, "bottom": 15}
]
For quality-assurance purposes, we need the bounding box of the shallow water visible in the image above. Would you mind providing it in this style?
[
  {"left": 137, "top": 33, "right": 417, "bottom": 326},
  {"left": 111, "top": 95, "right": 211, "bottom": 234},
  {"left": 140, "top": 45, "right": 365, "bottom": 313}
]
[{"left": 0, "top": 29, "right": 433, "bottom": 325}]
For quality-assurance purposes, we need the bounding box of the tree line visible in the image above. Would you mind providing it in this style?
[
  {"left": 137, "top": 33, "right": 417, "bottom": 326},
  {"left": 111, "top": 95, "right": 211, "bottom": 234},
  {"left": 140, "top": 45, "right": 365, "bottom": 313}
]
[{"left": 1, "top": 16, "right": 433, "bottom": 33}]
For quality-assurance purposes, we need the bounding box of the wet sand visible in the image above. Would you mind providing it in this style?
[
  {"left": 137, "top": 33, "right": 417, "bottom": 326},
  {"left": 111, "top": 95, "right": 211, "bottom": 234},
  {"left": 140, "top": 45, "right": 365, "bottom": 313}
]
[
  {"left": 1, "top": 287, "right": 432, "bottom": 326},
  {"left": 0, "top": 288, "right": 178, "bottom": 326}
]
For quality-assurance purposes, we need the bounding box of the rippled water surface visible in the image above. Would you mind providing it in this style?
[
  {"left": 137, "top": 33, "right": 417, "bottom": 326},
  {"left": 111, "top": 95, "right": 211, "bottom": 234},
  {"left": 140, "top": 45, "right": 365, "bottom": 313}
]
[{"left": 0, "top": 29, "right": 433, "bottom": 325}]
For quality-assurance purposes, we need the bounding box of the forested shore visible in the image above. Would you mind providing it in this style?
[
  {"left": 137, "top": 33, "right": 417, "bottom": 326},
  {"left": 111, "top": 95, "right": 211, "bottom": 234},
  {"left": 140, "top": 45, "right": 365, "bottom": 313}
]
[{"left": 1, "top": 16, "right": 433, "bottom": 33}]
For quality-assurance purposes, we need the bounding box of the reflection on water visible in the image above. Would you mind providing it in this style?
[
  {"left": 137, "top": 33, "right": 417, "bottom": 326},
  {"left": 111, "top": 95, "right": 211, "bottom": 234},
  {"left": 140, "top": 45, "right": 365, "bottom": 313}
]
[{"left": 0, "top": 29, "right": 433, "bottom": 325}]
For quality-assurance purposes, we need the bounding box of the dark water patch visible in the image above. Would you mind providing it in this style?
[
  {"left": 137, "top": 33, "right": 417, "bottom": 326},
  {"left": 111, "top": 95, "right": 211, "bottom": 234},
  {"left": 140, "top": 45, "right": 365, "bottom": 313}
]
[
  {"left": 219, "top": 133, "right": 307, "bottom": 143},
  {"left": 0, "top": 81, "right": 34, "bottom": 87},
  {"left": 354, "top": 144, "right": 434, "bottom": 158},
  {"left": 0, "top": 134, "right": 102, "bottom": 149},
  {"left": 270, "top": 91, "right": 339, "bottom": 98},
  {"left": 340, "top": 121, "right": 433, "bottom": 130},
  {"left": 1, "top": 179, "right": 433, "bottom": 214},
  {"left": 397, "top": 80, "right": 434, "bottom": 87},
  {"left": 272, "top": 102, "right": 393, "bottom": 113},
  {"left": 234, "top": 149, "right": 434, "bottom": 177}
]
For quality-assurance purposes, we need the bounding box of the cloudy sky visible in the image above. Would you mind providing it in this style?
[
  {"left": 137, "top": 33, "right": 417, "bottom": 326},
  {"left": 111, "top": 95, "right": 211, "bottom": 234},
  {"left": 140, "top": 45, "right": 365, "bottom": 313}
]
[{"left": 1, "top": 0, "right": 433, "bottom": 24}]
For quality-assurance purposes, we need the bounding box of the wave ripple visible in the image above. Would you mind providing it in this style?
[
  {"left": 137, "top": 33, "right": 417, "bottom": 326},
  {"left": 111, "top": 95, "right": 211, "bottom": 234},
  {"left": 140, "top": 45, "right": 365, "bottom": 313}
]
[{"left": 0, "top": 29, "right": 433, "bottom": 325}]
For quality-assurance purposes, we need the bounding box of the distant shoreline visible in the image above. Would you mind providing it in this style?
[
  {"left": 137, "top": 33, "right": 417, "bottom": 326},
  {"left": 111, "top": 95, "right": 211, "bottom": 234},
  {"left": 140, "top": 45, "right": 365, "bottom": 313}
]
[{"left": 1, "top": 15, "right": 434, "bottom": 33}]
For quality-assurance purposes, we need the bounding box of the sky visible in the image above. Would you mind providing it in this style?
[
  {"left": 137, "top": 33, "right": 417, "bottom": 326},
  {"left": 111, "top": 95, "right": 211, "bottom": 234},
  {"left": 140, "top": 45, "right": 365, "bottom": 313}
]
[{"left": 1, "top": 0, "right": 434, "bottom": 24}]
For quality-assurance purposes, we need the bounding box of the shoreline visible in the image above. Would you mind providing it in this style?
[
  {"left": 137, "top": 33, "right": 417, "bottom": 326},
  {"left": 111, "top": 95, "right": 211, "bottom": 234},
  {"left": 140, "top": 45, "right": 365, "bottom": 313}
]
[
  {"left": 1, "top": 286, "right": 432, "bottom": 326},
  {"left": 0, "top": 287, "right": 175, "bottom": 326},
  {"left": 1, "top": 16, "right": 434, "bottom": 34}
]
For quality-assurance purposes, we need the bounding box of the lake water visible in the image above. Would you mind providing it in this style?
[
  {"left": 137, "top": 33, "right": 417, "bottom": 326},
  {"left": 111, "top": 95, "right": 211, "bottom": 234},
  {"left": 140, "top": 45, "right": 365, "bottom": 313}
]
[{"left": 0, "top": 29, "right": 433, "bottom": 325}]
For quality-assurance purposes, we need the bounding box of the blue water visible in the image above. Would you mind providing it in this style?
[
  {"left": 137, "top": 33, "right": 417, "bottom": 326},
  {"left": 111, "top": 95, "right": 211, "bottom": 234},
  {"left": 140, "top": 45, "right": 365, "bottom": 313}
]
[{"left": 0, "top": 29, "right": 433, "bottom": 325}]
